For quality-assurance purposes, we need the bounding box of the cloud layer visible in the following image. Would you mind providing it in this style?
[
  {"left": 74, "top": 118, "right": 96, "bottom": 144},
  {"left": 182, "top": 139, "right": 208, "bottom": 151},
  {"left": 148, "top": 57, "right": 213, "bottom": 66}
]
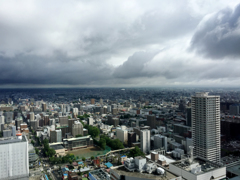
[{"left": 0, "top": 0, "right": 240, "bottom": 87}]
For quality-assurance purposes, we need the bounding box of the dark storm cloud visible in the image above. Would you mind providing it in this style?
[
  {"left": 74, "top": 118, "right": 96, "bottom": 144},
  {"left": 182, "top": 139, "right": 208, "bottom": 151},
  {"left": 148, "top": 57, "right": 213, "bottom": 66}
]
[
  {"left": 0, "top": 53, "right": 113, "bottom": 85},
  {"left": 190, "top": 4, "right": 240, "bottom": 59},
  {"left": 0, "top": 0, "right": 239, "bottom": 87}
]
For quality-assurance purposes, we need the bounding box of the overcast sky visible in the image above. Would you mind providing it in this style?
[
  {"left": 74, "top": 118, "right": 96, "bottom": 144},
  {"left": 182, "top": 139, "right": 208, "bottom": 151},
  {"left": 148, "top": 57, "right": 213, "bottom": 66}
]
[{"left": 1, "top": 0, "right": 240, "bottom": 88}]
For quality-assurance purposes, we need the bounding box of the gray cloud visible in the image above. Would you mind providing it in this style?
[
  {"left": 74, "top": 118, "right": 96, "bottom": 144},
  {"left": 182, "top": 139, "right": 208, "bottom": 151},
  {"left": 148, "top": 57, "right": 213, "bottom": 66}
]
[
  {"left": 0, "top": 1, "right": 239, "bottom": 87},
  {"left": 190, "top": 4, "right": 240, "bottom": 59}
]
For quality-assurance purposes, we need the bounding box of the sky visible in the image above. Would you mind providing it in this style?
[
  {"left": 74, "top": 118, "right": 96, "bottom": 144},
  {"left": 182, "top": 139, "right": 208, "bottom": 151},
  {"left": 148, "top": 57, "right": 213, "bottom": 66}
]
[{"left": 0, "top": 0, "right": 240, "bottom": 88}]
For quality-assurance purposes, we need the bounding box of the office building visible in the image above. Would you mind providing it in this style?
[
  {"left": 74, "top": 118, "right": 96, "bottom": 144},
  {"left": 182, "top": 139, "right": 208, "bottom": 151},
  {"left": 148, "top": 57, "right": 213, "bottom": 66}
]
[
  {"left": 63, "top": 135, "right": 93, "bottom": 150},
  {"left": 73, "top": 108, "right": 78, "bottom": 116},
  {"left": 0, "top": 135, "right": 29, "bottom": 179},
  {"left": 186, "top": 107, "right": 192, "bottom": 127},
  {"left": 50, "top": 129, "right": 62, "bottom": 143},
  {"left": 140, "top": 130, "right": 150, "bottom": 153},
  {"left": 0, "top": 115, "right": 4, "bottom": 124},
  {"left": 91, "top": 98, "right": 95, "bottom": 104},
  {"left": 169, "top": 157, "right": 226, "bottom": 180},
  {"left": 4, "top": 111, "right": 13, "bottom": 124},
  {"left": 42, "top": 103, "right": 46, "bottom": 112},
  {"left": 59, "top": 116, "right": 68, "bottom": 126},
  {"left": 100, "top": 98, "right": 103, "bottom": 105},
  {"left": 173, "top": 124, "right": 190, "bottom": 136},
  {"left": 29, "top": 143, "right": 38, "bottom": 165},
  {"left": 30, "top": 120, "right": 38, "bottom": 130},
  {"left": 72, "top": 121, "right": 83, "bottom": 137},
  {"left": 29, "top": 112, "right": 34, "bottom": 121},
  {"left": 15, "top": 119, "right": 23, "bottom": 128},
  {"left": 192, "top": 92, "right": 221, "bottom": 163},
  {"left": 12, "top": 126, "right": 16, "bottom": 136},
  {"left": 116, "top": 128, "right": 128, "bottom": 144},
  {"left": 128, "top": 132, "right": 136, "bottom": 147},
  {"left": 154, "top": 135, "right": 167, "bottom": 151},
  {"left": 44, "top": 115, "right": 49, "bottom": 126},
  {"left": 229, "top": 104, "right": 239, "bottom": 115},
  {"left": 147, "top": 115, "right": 156, "bottom": 129},
  {"left": 3, "top": 129, "right": 12, "bottom": 137}
]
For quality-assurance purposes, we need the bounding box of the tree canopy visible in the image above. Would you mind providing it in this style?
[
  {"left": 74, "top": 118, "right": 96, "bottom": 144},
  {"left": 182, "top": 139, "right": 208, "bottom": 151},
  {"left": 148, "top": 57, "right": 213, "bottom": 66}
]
[{"left": 128, "top": 146, "right": 144, "bottom": 158}]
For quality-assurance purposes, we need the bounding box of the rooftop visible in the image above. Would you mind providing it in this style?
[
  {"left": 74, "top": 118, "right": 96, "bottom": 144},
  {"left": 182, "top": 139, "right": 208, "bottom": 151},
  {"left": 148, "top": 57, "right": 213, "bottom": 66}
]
[
  {"left": 171, "top": 157, "right": 223, "bottom": 175},
  {"left": 0, "top": 135, "right": 27, "bottom": 145},
  {"left": 112, "top": 166, "right": 177, "bottom": 180},
  {"left": 89, "top": 168, "right": 110, "bottom": 180}
]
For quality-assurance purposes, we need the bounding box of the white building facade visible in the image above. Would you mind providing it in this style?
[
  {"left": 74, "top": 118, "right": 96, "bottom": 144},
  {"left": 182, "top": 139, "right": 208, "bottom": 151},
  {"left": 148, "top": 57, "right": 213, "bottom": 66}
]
[
  {"left": 0, "top": 136, "right": 29, "bottom": 179},
  {"left": 140, "top": 130, "right": 150, "bottom": 153},
  {"left": 192, "top": 92, "right": 221, "bottom": 163}
]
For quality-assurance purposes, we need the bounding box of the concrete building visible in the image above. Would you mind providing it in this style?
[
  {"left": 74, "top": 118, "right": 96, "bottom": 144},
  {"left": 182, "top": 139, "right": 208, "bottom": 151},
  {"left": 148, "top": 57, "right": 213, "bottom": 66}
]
[
  {"left": 72, "top": 121, "right": 83, "bottom": 137},
  {"left": 43, "top": 115, "right": 49, "bottom": 126},
  {"left": 140, "top": 130, "right": 150, "bottom": 153},
  {"left": 3, "top": 129, "right": 12, "bottom": 137},
  {"left": 30, "top": 120, "right": 38, "bottom": 130},
  {"left": 4, "top": 111, "right": 13, "bottom": 124},
  {"left": 154, "top": 134, "right": 167, "bottom": 151},
  {"left": 42, "top": 103, "right": 46, "bottom": 112},
  {"left": 116, "top": 128, "right": 128, "bottom": 144},
  {"left": 173, "top": 124, "right": 190, "bottom": 136},
  {"left": 50, "top": 129, "right": 62, "bottom": 143},
  {"left": 0, "top": 115, "right": 5, "bottom": 124},
  {"left": 0, "top": 136, "right": 29, "bottom": 179},
  {"left": 12, "top": 126, "right": 16, "bottom": 137},
  {"left": 147, "top": 115, "right": 156, "bottom": 129},
  {"left": 128, "top": 132, "right": 136, "bottom": 147},
  {"left": 192, "top": 92, "right": 221, "bottom": 163},
  {"left": 59, "top": 116, "right": 68, "bottom": 126},
  {"left": 29, "top": 143, "right": 38, "bottom": 165},
  {"left": 15, "top": 119, "right": 23, "bottom": 128},
  {"left": 186, "top": 107, "right": 192, "bottom": 127},
  {"left": 91, "top": 98, "right": 95, "bottom": 104},
  {"left": 30, "top": 112, "right": 34, "bottom": 121},
  {"left": 63, "top": 135, "right": 93, "bottom": 150},
  {"left": 169, "top": 157, "right": 226, "bottom": 180},
  {"left": 88, "top": 117, "right": 94, "bottom": 125},
  {"left": 229, "top": 104, "right": 239, "bottom": 115},
  {"left": 72, "top": 108, "right": 78, "bottom": 116}
]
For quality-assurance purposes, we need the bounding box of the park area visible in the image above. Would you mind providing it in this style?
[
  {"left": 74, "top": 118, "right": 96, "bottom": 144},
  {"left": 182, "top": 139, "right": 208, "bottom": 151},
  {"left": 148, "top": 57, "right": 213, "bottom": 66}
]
[{"left": 68, "top": 146, "right": 111, "bottom": 159}]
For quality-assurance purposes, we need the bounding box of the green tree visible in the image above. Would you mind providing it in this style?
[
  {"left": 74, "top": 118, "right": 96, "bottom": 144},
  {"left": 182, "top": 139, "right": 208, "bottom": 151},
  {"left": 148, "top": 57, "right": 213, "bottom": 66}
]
[
  {"left": 69, "top": 159, "right": 72, "bottom": 164},
  {"left": 76, "top": 134, "right": 82, "bottom": 137},
  {"left": 48, "top": 148, "right": 56, "bottom": 157},
  {"left": 128, "top": 146, "right": 144, "bottom": 158},
  {"left": 35, "top": 147, "right": 39, "bottom": 155},
  {"left": 99, "top": 138, "right": 106, "bottom": 149},
  {"left": 82, "top": 157, "right": 86, "bottom": 161},
  {"left": 31, "top": 140, "right": 35, "bottom": 145},
  {"left": 91, "top": 156, "right": 94, "bottom": 160}
]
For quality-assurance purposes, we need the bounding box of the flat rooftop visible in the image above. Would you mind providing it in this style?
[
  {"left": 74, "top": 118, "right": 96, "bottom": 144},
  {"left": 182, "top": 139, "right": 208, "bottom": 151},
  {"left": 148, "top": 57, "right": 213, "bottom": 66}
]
[
  {"left": 50, "top": 144, "right": 65, "bottom": 150},
  {"left": 0, "top": 135, "right": 27, "bottom": 145},
  {"left": 171, "top": 157, "right": 223, "bottom": 175},
  {"left": 113, "top": 166, "right": 177, "bottom": 179}
]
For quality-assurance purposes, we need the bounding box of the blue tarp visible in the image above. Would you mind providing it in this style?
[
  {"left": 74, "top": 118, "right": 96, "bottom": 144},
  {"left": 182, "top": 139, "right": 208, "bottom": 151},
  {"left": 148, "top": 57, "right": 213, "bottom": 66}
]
[
  {"left": 78, "top": 161, "right": 84, "bottom": 165},
  {"left": 45, "top": 174, "right": 49, "bottom": 180},
  {"left": 105, "top": 162, "right": 113, "bottom": 168},
  {"left": 121, "top": 155, "right": 126, "bottom": 158}
]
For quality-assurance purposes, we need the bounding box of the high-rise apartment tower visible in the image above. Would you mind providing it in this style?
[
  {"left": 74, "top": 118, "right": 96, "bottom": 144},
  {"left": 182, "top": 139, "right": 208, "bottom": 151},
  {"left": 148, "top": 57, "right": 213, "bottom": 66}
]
[{"left": 192, "top": 92, "right": 220, "bottom": 163}]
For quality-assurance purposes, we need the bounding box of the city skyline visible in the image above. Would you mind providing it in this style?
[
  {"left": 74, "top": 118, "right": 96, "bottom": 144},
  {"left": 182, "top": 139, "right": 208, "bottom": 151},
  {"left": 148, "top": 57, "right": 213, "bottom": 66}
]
[{"left": 0, "top": 0, "right": 240, "bottom": 88}]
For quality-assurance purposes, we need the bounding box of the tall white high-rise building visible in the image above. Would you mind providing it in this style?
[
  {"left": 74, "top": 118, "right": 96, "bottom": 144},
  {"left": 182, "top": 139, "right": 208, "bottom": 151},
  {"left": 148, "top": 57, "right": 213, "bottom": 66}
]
[
  {"left": 140, "top": 130, "right": 150, "bottom": 153},
  {"left": 30, "top": 112, "right": 35, "bottom": 121},
  {"left": 0, "top": 135, "right": 29, "bottom": 179},
  {"left": 192, "top": 92, "right": 220, "bottom": 163}
]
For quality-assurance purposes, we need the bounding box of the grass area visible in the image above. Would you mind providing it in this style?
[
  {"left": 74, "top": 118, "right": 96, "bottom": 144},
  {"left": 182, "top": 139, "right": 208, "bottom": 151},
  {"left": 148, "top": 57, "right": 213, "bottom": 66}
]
[{"left": 68, "top": 146, "right": 110, "bottom": 159}]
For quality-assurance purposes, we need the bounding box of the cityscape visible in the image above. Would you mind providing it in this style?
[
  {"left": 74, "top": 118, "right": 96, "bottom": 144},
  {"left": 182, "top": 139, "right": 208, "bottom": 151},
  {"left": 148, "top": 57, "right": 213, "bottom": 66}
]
[
  {"left": 0, "top": 88, "right": 240, "bottom": 180},
  {"left": 1, "top": 0, "right": 240, "bottom": 180}
]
